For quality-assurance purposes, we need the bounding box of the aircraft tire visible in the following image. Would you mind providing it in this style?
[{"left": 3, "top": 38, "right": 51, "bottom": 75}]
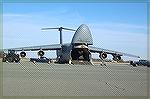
[
  {"left": 33, "top": 61, "right": 36, "bottom": 64},
  {"left": 2, "top": 57, "right": 6, "bottom": 62},
  {"left": 132, "top": 63, "right": 137, "bottom": 67},
  {"left": 15, "top": 55, "right": 20, "bottom": 63},
  {"left": 48, "top": 61, "right": 50, "bottom": 64},
  {"left": 15, "top": 58, "right": 20, "bottom": 63},
  {"left": 7, "top": 57, "right": 14, "bottom": 62},
  {"left": 130, "top": 61, "right": 133, "bottom": 65}
]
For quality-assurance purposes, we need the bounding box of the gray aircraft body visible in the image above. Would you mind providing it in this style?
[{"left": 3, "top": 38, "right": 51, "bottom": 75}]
[{"left": 3, "top": 24, "right": 140, "bottom": 64}]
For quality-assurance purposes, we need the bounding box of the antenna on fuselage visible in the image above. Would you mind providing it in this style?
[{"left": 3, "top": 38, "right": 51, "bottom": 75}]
[{"left": 41, "top": 27, "right": 76, "bottom": 45}]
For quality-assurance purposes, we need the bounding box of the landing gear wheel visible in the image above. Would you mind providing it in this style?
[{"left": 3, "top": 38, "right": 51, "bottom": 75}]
[
  {"left": 15, "top": 58, "right": 20, "bottom": 63},
  {"left": 133, "top": 64, "right": 137, "bottom": 67},
  {"left": 33, "top": 61, "right": 36, "bottom": 64},
  {"left": 2, "top": 57, "right": 6, "bottom": 62},
  {"left": 7, "top": 57, "right": 14, "bottom": 62},
  {"left": 48, "top": 61, "right": 50, "bottom": 64},
  {"left": 15, "top": 55, "right": 20, "bottom": 63}
]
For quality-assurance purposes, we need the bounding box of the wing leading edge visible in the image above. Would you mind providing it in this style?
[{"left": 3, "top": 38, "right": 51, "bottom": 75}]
[
  {"left": 89, "top": 46, "right": 140, "bottom": 58},
  {"left": 3, "top": 44, "right": 62, "bottom": 52}
]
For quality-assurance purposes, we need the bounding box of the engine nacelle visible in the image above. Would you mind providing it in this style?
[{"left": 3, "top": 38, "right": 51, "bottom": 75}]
[
  {"left": 112, "top": 55, "right": 121, "bottom": 61},
  {"left": 117, "top": 56, "right": 121, "bottom": 60},
  {"left": 20, "top": 51, "right": 26, "bottom": 57},
  {"left": 99, "top": 52, "right": 107, "bottom": 60},
  {"left": 38, "top": 51, "right": 44, "bottom": 57}
]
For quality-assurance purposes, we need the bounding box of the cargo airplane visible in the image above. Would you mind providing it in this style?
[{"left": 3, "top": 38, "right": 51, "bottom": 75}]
[{"left": 2, "top": 24, "right": 140, "bottom": 64}]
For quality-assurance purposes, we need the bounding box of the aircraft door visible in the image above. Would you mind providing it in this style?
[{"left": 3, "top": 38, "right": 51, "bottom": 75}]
[{"left": 71, "top": 48, "right": 90, "bottom": 61}]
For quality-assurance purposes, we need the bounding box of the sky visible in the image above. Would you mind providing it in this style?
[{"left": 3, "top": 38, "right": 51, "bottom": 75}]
[{"left": 3, "top": 3, "right": 148, "bottom": 60}]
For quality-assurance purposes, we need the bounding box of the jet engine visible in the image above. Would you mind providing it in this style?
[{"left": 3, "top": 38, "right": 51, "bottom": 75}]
[
  {"left": 99, "top": 52, "right": 107, "bottom": 60},
  {"left": 38, "top": 50, "right": 44, "bottom": 57},
  {"left": 20, "top": 51, "right": 26, "bottom": 57},
  {"left": 112, "top": 55, "right": 121, "bottom": 61}
]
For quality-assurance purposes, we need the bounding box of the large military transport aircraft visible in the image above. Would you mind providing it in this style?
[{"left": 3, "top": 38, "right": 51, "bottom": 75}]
[{"left": 2, "top": 24, "right": 140, "bottom": 64}]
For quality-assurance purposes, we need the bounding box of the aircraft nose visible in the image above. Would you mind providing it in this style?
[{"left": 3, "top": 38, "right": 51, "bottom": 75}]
[{"left": 71, "top": 24, "right": 93, "bottom": 45}]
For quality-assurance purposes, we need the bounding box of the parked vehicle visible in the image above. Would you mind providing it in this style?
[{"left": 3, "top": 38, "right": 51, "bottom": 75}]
[
  {"left": 30, "top": 56, "right": 52, "bottom": 64},
  {"left": 2, "top": 50, "right": 20, "bottom": 63},
  {"left": 130, "top": 60, "right": 150, "bottom": 67}
]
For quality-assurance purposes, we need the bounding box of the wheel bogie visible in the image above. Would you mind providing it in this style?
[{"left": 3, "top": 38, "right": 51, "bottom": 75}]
[
  {"left": 7, "top": 57, "right": 14, "bottom": 62},
  {"left": 132, "top": 63, "right": 137, "bottom": 67},
  {"left": 3, "top": 53, "right": 20, "bottom": 63}
]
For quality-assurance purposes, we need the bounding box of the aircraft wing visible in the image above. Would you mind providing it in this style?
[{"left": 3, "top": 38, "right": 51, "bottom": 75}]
[
  {"left": 88, "top": 46, "right": 140, "bottom": 58},
  {"left": 3, "top": 44, "right": 62, "bottom": 52}
]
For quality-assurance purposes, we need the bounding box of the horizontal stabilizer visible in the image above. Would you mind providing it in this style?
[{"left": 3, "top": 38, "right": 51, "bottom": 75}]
[{"left": 41, "top": 27, "right": 76, "bottom": 31}]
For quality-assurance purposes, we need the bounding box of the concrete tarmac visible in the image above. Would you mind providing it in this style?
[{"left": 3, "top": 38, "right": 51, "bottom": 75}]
[{"left": 2, "top": 61, "right": 149, "bottom": 96}]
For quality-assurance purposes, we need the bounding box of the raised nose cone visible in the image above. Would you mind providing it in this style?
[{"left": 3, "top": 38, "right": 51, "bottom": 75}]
[{"left": 71, "top": 24, "right": 93, "bottom": 45}]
